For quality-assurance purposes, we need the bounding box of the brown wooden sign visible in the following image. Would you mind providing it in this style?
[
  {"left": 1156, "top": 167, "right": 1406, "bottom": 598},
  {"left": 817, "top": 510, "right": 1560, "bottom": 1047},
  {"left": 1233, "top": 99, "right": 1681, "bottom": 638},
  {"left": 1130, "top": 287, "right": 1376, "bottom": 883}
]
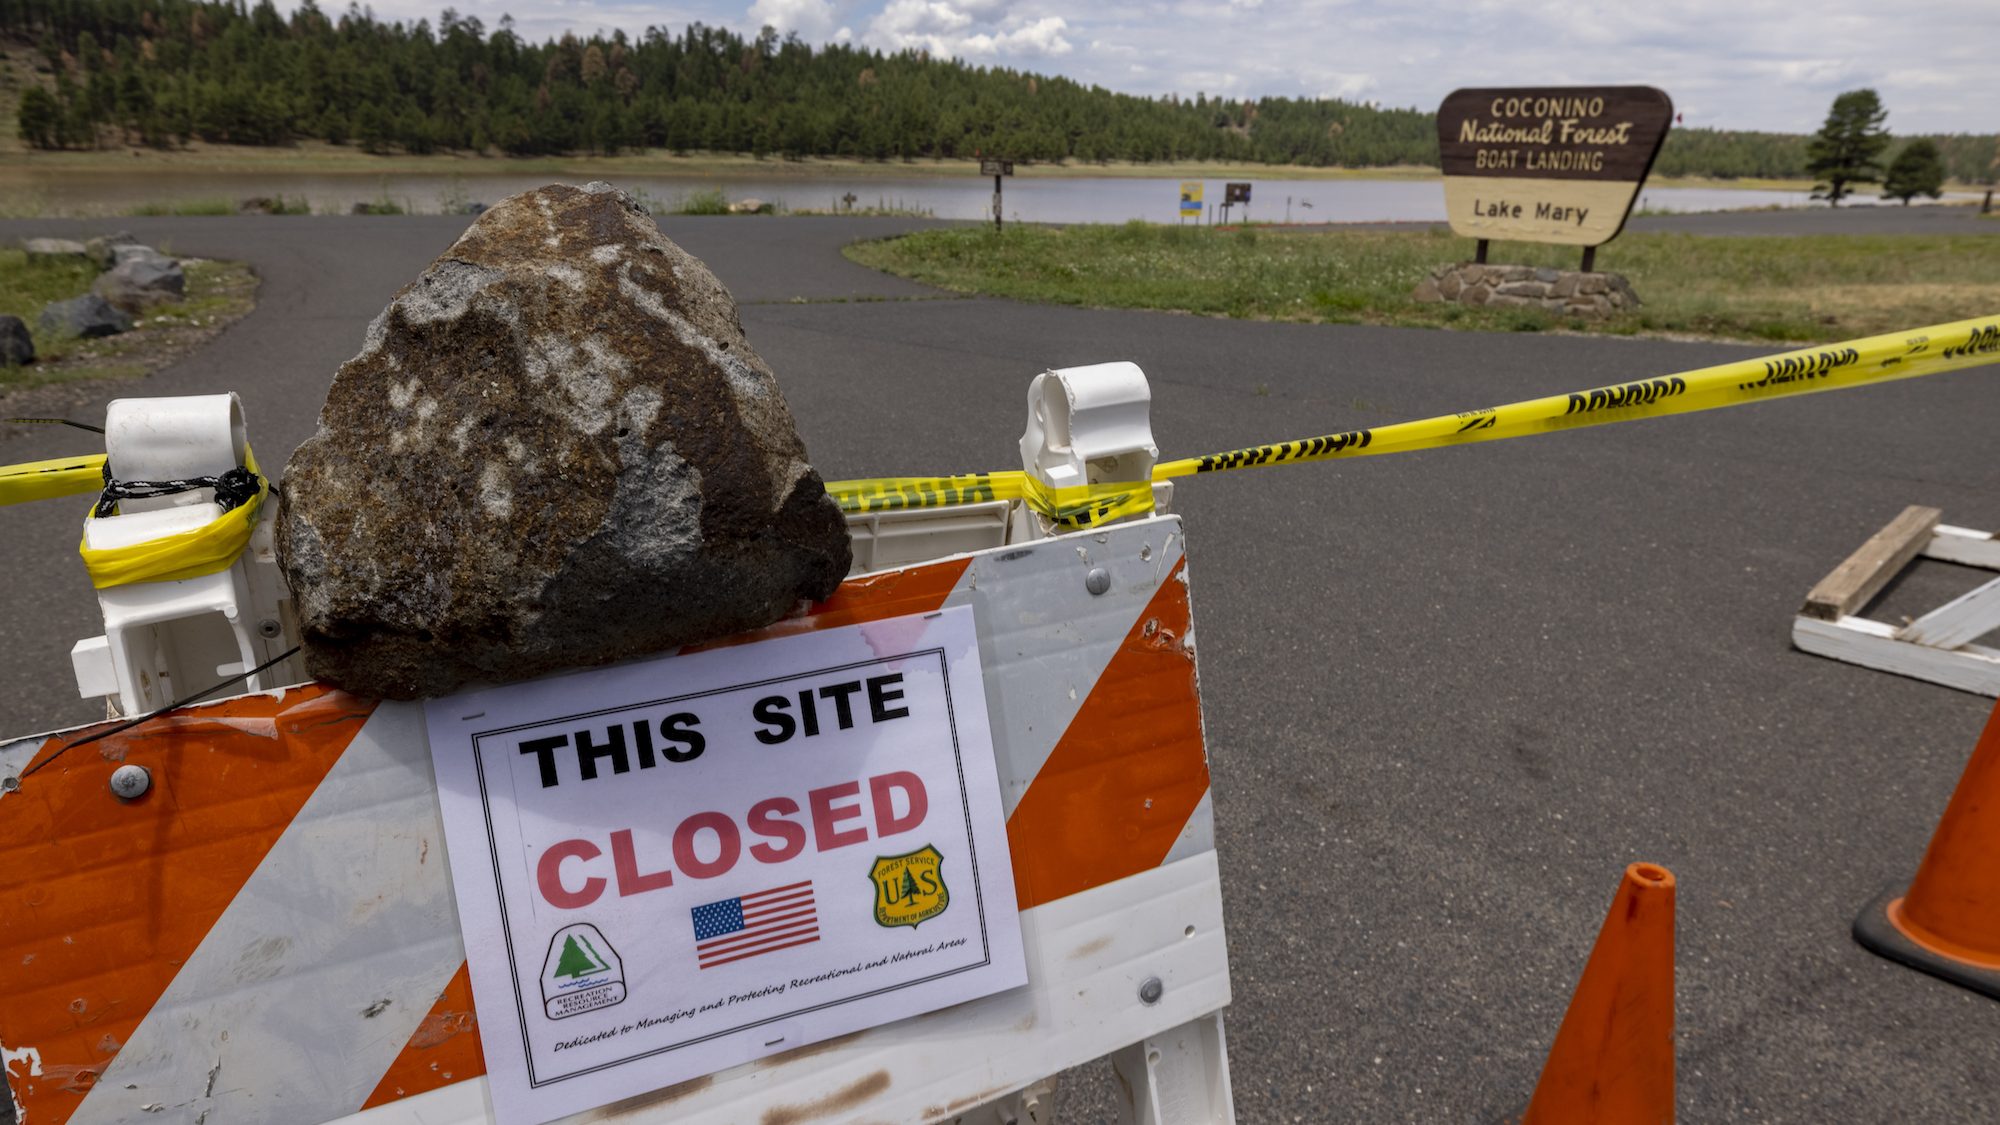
[{"left": 1437, "top": 86, "right": 1673, "bottom": 247}]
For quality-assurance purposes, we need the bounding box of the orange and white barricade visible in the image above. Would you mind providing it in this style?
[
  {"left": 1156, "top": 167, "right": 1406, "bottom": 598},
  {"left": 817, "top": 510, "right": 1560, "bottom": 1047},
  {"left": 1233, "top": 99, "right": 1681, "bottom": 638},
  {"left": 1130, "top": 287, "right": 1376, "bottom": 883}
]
[{"left": 1, "top": 486, "right": 1231, "bottom": 1122}]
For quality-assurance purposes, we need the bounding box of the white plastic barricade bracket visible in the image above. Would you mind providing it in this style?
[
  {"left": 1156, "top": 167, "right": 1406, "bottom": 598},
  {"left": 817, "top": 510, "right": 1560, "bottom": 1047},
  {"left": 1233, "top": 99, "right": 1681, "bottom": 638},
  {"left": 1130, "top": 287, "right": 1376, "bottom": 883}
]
[
  {"left": 1015, "top": 362, "right": 1167, "bottom": 543},
  {"left": 843, "top": 361, "right": 1171, "bottom": 575},
  {"left": 0, "top": 513, "right": 1232, "bottom": 1125},
  {"left": 69, "top": 393, "right": 304, "bottom": 716}
]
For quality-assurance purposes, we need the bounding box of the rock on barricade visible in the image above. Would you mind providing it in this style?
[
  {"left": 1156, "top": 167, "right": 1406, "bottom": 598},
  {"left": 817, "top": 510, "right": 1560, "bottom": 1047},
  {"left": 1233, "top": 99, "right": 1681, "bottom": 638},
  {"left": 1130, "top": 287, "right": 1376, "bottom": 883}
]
[{"left": 277, "top": 181, "right": 853, "bottom": 700}]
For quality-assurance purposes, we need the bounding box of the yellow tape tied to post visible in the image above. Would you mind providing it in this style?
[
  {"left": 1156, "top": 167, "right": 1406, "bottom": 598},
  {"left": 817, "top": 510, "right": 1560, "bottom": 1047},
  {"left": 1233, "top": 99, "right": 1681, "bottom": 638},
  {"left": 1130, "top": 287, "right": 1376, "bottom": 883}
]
[
  {"left": 827, "top": 471, "right": 1158, "bottom": 531},
  {"left": 0, "top": 453, "right": 109, "bottom": 507},
  {"left": 829, "top": 315, "right": 2000, "bottom": 530},
  {"left": 76, "top": 446, "right": 268, "bottom": 589}
]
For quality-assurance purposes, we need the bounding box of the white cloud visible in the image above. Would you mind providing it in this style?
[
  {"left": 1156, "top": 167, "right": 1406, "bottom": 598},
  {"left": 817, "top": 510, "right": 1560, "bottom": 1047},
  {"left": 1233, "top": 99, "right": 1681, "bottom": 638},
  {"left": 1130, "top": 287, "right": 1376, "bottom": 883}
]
[
  {"left": 1316, "top": 73, "right": 1375, "bottom": 100},
  {"left": 747, "top": 0, "right": 838, "bottom": 38},
  {"left": 866, "top": 0, "right": 1072, "bottom": 58}
]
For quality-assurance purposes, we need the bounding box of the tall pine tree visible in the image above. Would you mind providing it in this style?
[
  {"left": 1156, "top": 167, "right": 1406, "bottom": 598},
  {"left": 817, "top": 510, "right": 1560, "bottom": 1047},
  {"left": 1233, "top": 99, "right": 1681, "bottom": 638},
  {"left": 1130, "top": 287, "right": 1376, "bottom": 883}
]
[
  {"left": 1806, "top": 89, "right": 1891, "bottom": 206},
  {"left": 1881, "top": 139, "right": 1945, "bottom": 205}
]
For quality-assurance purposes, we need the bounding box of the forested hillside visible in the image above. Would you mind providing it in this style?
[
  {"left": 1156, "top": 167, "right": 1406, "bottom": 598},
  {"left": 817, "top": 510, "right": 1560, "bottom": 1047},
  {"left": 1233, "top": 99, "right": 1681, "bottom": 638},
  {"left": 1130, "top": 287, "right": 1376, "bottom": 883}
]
[{"left": 4, "top": 0, "right": 1994, "bottom": 182}]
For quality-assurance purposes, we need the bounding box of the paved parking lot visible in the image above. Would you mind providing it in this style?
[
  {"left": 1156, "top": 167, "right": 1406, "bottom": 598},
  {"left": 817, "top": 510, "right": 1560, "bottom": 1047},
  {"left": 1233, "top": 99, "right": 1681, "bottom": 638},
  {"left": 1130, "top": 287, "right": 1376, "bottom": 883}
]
[{"left": 3, "top": 209, "right": 1998, "bottom": 1121}]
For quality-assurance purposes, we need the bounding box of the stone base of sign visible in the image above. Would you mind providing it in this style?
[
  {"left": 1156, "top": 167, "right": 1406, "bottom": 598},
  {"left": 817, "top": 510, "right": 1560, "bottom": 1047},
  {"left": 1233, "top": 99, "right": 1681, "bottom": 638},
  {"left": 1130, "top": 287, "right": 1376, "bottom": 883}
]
[{"left": 1412, "top": 263, "right": 1641, "bottom": 318}]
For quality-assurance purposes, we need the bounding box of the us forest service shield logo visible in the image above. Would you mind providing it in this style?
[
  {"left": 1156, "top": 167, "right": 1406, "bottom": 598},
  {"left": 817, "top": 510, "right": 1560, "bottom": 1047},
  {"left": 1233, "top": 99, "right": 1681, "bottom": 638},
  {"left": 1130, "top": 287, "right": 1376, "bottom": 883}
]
[
  {"left": 870, "top": 844, "right": 949, "bottom": 929},
  {"left": 540, "top": 923, "right": 627, "bottom": 1020}
]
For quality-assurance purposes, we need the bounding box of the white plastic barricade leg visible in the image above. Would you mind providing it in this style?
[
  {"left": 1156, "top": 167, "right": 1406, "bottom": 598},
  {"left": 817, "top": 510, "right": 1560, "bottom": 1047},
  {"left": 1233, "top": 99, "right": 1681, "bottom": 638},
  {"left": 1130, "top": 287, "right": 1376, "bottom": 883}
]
[
  {"left": 1111, "top": 1013, "right": 1234, "bottom": 1125},
  {"left": 0, "top": 513, "right": 1232, "bottom": 1125}
]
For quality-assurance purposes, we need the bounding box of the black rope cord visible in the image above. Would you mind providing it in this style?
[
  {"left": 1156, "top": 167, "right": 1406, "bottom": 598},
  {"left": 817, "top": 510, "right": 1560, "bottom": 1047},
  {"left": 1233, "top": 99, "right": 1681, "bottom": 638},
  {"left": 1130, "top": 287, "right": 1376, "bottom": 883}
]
[
  {"left": 94, "top": 464, "right": 261, "bottom": 518},
  {"left": 18, "top": 645, "right": 303, "bottom": 781},
  {"left": 5, "top": 416, "right": 105, "bottom": 434}
]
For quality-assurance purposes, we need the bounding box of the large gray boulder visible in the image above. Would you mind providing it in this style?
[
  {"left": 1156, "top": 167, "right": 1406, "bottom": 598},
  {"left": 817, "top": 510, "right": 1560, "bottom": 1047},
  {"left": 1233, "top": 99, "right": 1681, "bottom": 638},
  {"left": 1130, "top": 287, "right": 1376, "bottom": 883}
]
[
  {"left": 39, "top": 294, "right": 132, "bottom": 339},
  {"left": 0, "top": 315, "right": 33, "bottom": 366},
  {"left": 277, "top": 182, "right": 852, "bottom": 700},
  {"left": 109, "top": 242, "right": 163, "bottom": 266},
  {"left": 84, "top": 231, "right": 143, "bottom": 269},
  {"left": 93, "top": 253, "right": 186, "bottom": 313},
  {"left": 21, "top": 237, "right": 87, "bottom": 263}
]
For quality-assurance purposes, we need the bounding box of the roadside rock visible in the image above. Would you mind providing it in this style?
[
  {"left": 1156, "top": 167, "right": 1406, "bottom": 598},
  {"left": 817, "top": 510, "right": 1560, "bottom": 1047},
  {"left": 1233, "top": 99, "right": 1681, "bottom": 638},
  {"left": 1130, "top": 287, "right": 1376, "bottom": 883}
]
[
  {"left": 93, "top": 254, "right": 186, "bottom": 313},
  {"left": 110, "top": 243, "right": 167, "bottom": 266},
  {"left": 39, "top": 294, "right": 132, "bottom": 339},
  {"left": 278, "top": 181, "right": 852, "bottom": 699},
  {"left": 0, "top": 315, "right": 34, "bottom": 366},
  {"left": 1412, "top": 261, "right": 1640, "bottom": 318},
  {"left": 85, "top": 232, "right": 143, "bottom": 269},
  {"left": 21, "top": 237, "right": 87, "bottom": 263}
]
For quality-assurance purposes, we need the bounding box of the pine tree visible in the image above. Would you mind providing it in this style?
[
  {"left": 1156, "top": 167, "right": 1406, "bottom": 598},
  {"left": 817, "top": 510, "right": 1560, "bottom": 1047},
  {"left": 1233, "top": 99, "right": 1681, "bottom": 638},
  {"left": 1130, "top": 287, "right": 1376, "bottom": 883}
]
[
  {"left": 17, "top": 86, "right": 63, "bottom": 148},
  {"left": 1806, "top": 89, "right": 1891, "bottom": 206},
  {"left": 553, "top": 934, "right": 597, "bottom": 978},
  {"left": 1881, "top": 139, "right": 1945, "bottom": 205},
  {"left": 900, "top": 869, "right": 920, "bottom": 899}
]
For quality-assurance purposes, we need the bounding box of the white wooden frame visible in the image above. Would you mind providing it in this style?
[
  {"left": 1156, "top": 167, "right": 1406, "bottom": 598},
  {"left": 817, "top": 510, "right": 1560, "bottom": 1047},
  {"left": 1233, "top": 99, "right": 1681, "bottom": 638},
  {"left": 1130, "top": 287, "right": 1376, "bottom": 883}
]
[{"left": 1792, "top": 508, "right": 2000, "bottom": 697}]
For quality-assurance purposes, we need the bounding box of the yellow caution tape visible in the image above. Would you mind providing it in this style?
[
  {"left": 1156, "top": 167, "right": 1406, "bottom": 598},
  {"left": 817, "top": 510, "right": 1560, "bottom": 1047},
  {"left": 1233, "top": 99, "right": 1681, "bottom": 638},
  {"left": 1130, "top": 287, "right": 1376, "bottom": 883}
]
[
  {"left": 826, "top": 471, "right": 1156, "bottom": 530},
  {"left": 830, "top": 315, "right": 2000, "bottom": 528},
  {"left": 76, "top": 446, "right": 267, "bottom": 589},
  {"left": 0, "top": 452, "right": 108, "bottom": 507}
]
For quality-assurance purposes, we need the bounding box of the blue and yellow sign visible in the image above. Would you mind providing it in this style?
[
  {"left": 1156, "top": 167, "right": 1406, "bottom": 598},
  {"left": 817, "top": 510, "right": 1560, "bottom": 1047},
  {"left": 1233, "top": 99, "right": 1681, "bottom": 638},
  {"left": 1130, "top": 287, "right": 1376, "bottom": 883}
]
[{"left": 1178, "top": 181, "right": 1204, "bottom": 214}]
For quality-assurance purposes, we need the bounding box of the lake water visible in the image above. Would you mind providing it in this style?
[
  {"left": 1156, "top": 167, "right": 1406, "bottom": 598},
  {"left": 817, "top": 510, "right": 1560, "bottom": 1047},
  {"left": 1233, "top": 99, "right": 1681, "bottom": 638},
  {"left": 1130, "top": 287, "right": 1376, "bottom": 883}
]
[{"left": 0, "top": 168, "right": 1857, "bottom": 223}]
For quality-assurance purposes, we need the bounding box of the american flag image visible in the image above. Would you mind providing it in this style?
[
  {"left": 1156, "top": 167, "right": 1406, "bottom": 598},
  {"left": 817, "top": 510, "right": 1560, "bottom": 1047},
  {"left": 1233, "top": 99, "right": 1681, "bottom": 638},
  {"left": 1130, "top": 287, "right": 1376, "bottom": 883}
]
[{"left": 690, "top": 880, "right": 820, "bottom": 969}]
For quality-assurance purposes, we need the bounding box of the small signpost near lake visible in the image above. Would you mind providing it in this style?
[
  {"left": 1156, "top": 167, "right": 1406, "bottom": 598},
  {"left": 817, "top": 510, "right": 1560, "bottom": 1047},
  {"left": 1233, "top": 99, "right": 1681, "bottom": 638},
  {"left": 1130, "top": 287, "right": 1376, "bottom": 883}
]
[
  {"left": 1437, "top": 85, "right": 1673, "bottom": 270},
  {"left": 1222, "top": 181, "right": 1252, "bottom": 225},
  {"left": 982, "top": 157, "right": 1014, "bottom": 230},
  {"left": 1179, "top": 180, "right": 1204, "bottom": 223}
]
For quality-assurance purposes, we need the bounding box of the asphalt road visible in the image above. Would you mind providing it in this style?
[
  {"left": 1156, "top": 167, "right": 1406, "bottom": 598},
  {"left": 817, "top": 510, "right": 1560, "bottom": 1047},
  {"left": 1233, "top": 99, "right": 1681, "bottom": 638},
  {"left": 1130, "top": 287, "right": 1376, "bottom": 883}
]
[{"left": 4, "top": 208, "right": 2000, "bottom": 1123}]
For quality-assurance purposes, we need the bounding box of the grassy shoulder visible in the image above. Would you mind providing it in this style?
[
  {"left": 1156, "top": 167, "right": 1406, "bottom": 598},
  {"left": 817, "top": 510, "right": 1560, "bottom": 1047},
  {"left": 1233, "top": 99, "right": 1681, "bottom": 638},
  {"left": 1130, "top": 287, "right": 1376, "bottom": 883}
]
[
  {"left": 0, "top": 251, "right": 259, "bottom": 392},
  {"left": 843, "top": 224, "right": 2000, "bottom": 344}
]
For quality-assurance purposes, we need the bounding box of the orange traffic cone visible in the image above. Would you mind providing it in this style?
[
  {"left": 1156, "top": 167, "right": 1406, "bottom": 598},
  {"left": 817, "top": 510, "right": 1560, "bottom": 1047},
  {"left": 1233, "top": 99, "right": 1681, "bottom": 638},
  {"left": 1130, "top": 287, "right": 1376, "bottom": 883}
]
[
  {"left": 1521, "top": 862, "right": 1677, "bottom": 1125},
  {"left": 1854, "top": 698, "right": 2000, "bottom": 998}
]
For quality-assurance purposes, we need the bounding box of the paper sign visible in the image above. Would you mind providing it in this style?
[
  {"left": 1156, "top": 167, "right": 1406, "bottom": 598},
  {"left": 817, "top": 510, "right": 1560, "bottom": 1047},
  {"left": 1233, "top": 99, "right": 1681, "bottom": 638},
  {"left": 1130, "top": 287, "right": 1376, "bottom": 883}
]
[{"left": 425, "top": 606, "right": 1026, "bottom": 1125}]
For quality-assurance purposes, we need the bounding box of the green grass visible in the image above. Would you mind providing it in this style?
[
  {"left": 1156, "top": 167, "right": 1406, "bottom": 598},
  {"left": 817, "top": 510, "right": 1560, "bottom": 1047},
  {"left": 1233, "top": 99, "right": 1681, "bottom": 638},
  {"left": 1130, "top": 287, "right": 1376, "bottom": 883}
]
[
  {"left": 119, "top": 195, "right": 312, "bottom": 216},
  {"left": 790, "top": 195, "right": 936, "bottom": 217},
  {"left": 1, "top": 253, "right": 258, "bottom": 389},
  {"left": 671, "top": 188, "right": 733, "bottom": 215},
  {"left": 0, "top": 249, "right": 99, "bottom": 344},
  {"left": 844, "top": 223, "right": 2000, "bottom": 343},
  {"left": 126, "top": 197, "right": 238, "bottom": 216}
]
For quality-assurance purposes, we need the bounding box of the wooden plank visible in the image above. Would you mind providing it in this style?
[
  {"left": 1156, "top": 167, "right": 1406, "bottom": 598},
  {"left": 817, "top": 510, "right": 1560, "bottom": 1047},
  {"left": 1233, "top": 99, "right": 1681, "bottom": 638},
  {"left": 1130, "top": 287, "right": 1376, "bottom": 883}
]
[
  {"left": 1792, "top": 614, "right": 2000, "bottom": 697},
  {"left": 1800, "top": 505, "right": 1943, "bottom": 621},
  {"left": 1898, "top": 576, "right": 2000, "bottom": 650},
  {"left": 1923, "top": 525, "right": 2000, "bottom": 570}
]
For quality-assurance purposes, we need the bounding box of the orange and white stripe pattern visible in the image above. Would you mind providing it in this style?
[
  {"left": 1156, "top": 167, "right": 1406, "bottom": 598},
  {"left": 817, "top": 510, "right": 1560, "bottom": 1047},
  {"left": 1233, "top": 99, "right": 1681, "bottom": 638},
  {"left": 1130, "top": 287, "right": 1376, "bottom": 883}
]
[{"left": 0, "top": 513, "right": 1211, "bottom": 1124}]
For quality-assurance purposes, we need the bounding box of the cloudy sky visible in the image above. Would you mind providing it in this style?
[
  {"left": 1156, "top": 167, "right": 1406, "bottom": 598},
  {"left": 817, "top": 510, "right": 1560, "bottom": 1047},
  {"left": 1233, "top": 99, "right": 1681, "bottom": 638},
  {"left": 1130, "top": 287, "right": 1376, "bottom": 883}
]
[{"left": 344, "top": 0, "right": 1996, "bottom": 133}]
